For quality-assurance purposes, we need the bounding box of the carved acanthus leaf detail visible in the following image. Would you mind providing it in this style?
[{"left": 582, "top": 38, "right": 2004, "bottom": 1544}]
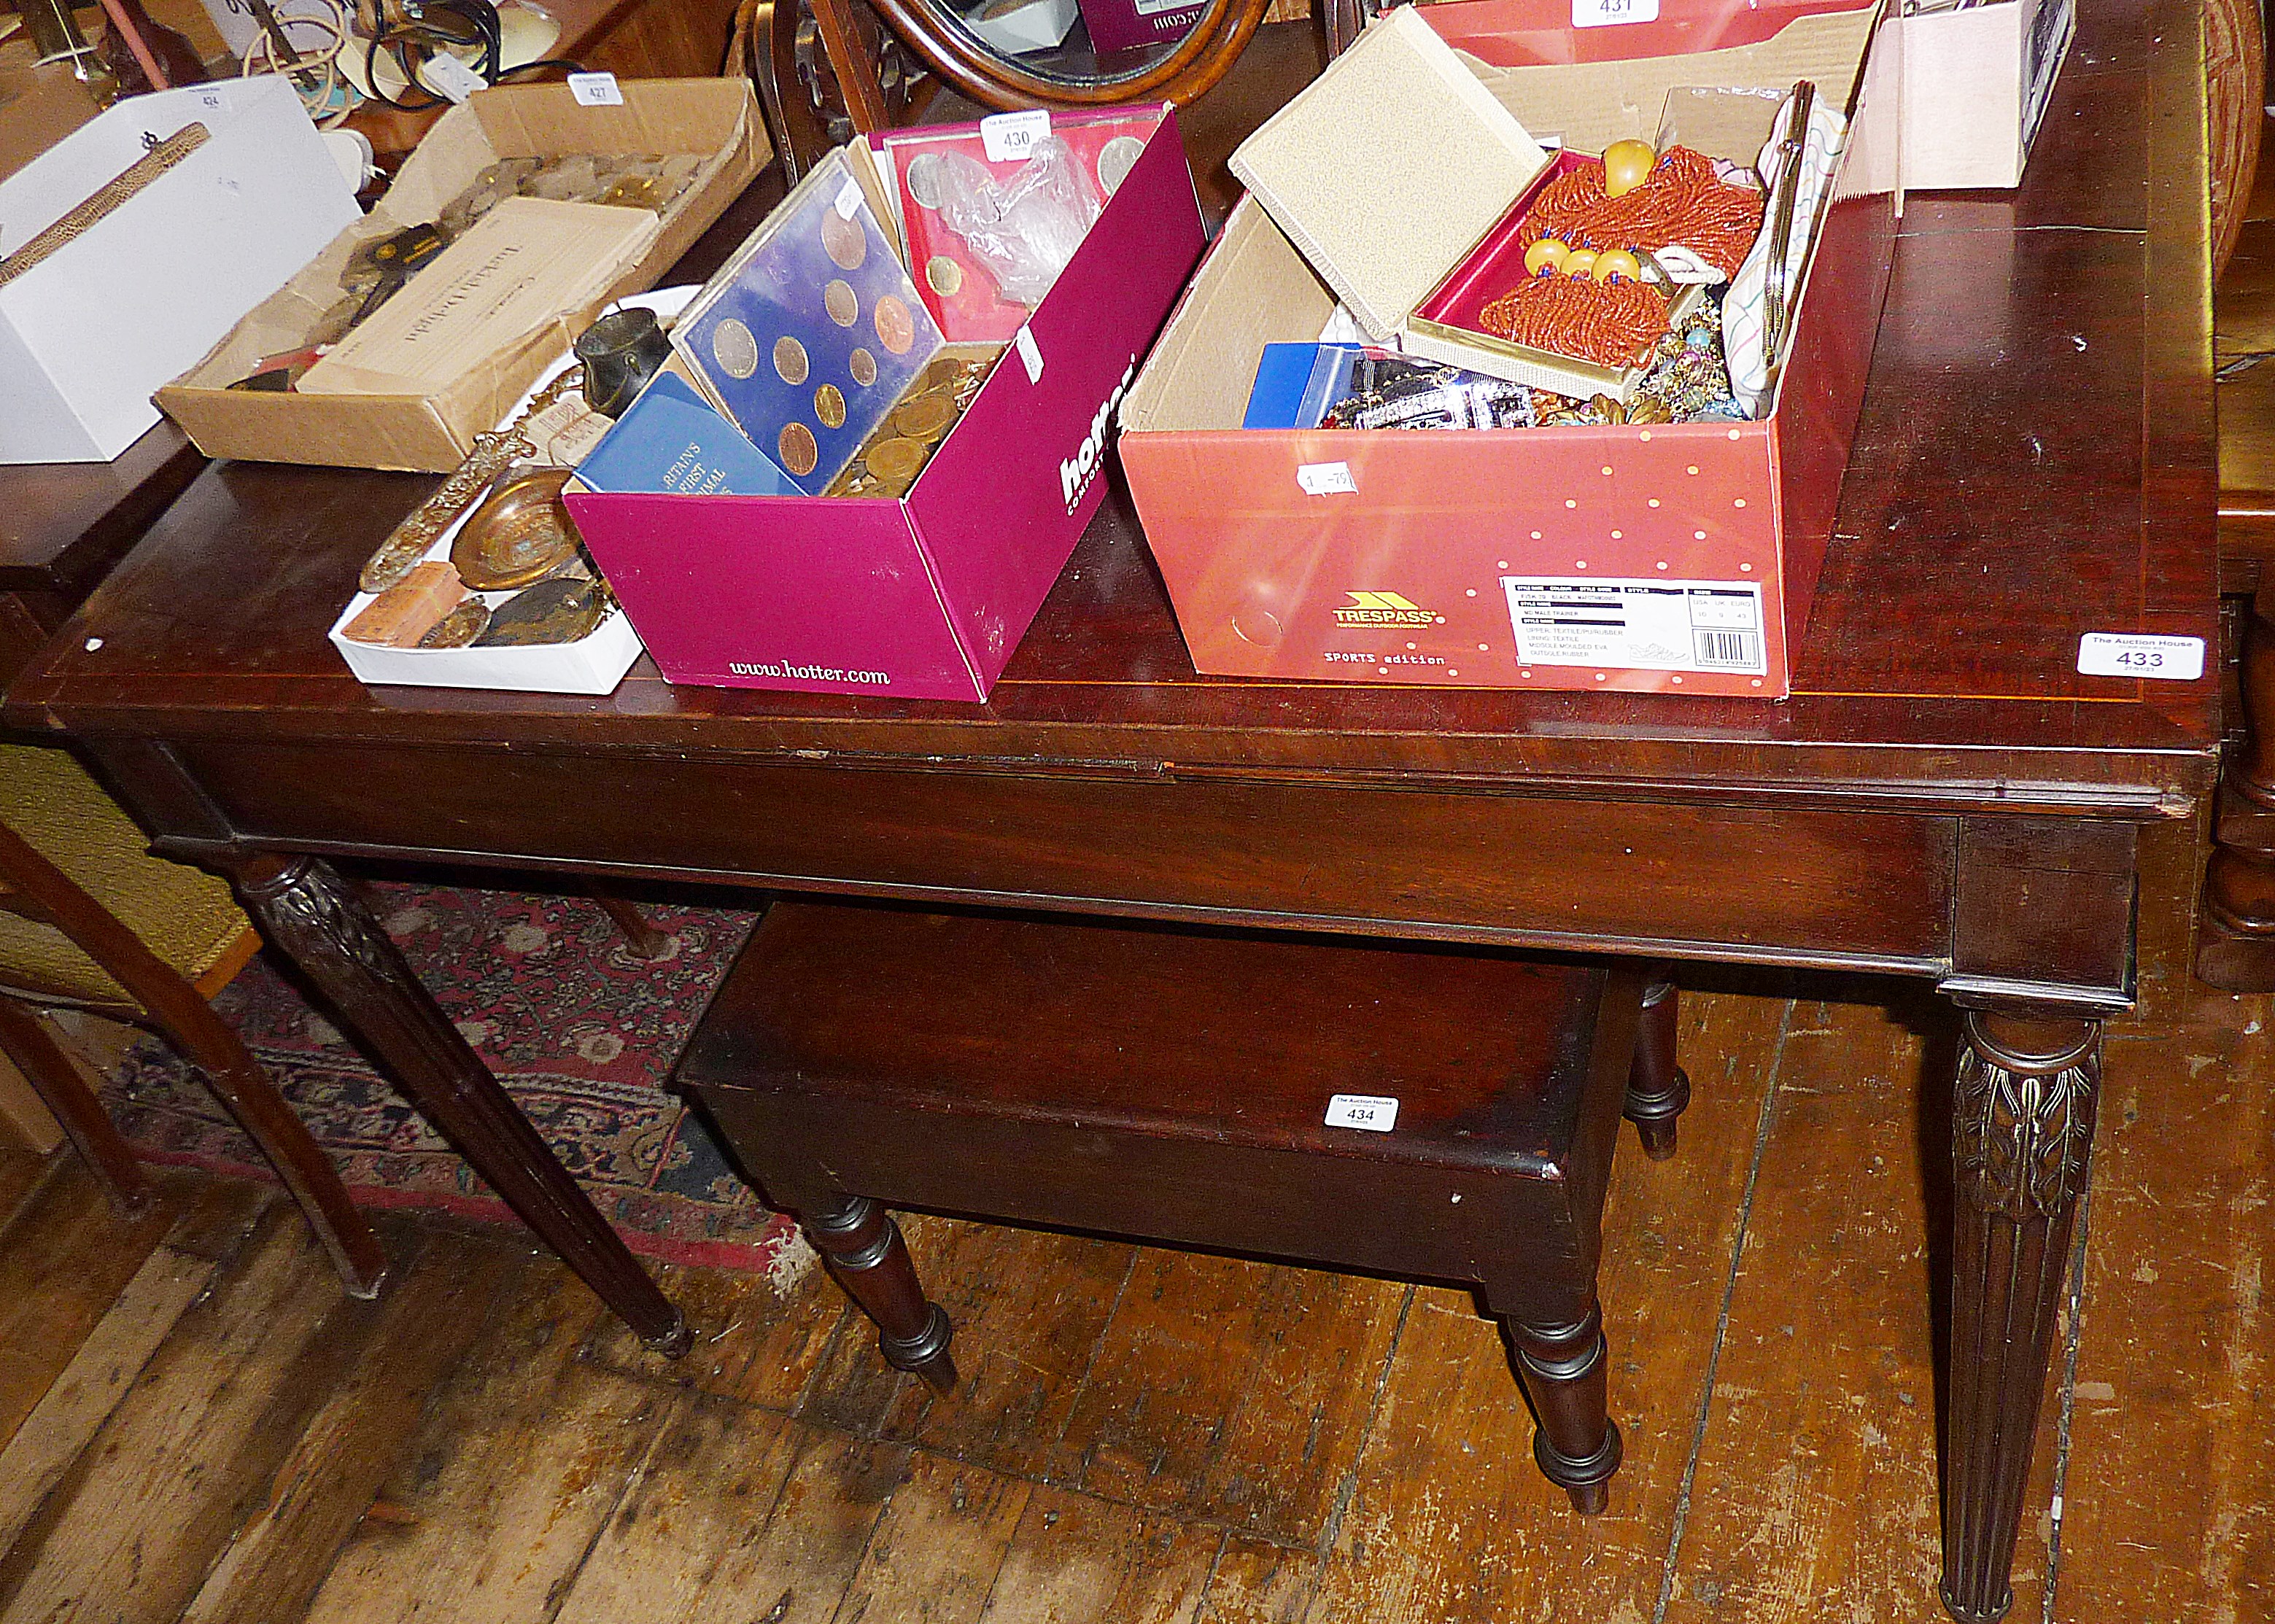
[{"left": 1954, "top": 1027, "right": 2098, "bottom": 1221}]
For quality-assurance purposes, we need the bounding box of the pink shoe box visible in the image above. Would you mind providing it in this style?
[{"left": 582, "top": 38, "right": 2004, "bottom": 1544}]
[{"left": 565, "top": 106, "right": 1203, "bottom": 702}]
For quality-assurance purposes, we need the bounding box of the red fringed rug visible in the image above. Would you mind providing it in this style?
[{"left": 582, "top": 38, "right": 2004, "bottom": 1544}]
[{"left": 101, "top": 882, "right": 798, "bottom": 1273}]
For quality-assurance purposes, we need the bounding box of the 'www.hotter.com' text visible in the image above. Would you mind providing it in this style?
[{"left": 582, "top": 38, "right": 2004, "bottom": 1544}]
[{"left": 726, "top": 661, "right": 891, "bottom": 685}]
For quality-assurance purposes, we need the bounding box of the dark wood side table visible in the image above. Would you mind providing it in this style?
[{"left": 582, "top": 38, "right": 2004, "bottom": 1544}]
[
  {"left": 0, "top": 0, "right": 2217, "bottom": 1616},
  {"left": 0, "top": 424, "right": 204, "bottom": 688}
]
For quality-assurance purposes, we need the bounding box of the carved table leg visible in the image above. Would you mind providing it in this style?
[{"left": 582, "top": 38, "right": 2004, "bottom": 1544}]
[
  {"left": 803, "top": 1194, "right": 957, "bottom": 1394},
  {"left": 233, "top": 855, "right": 691, "bottom": 1354},
  {"left": 2199, "top": 579, "right": 2275, "bottom": 988},
  {"left": 1624, "top": 976, "right": 1691, "bottom": 1159},
  {"left": 1940, "top": 1008, "right": 2100, "bottom": 1623},
  {"left": 1505, "top": 1302, "right": 1622, "bottom": 1515}
]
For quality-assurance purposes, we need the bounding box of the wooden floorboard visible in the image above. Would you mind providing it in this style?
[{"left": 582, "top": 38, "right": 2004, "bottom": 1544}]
[
  {"left": 2, "top": 979, "right": 2268, "bottom": 1623},
  {"left": 2058, "top": 989, "right": 2275, "bottom": 1622}
]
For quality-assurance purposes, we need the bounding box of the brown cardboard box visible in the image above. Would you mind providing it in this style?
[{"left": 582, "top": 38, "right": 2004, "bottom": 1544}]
[{"left": 157, "top": 77, "right": 767, "bottom": 472}]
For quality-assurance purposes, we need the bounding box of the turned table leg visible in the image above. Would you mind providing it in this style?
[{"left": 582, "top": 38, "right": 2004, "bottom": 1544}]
[
  {"left": 1624, "top": 976, "right": 1691, "bottom": 1159},
  {"left": 802, "top": 1194, "right": 957, "bottom": 1394},
  {"left": 2200, "top": 579, "right": 2275, "bottom": 987},
  {"left": 1939, "top": 1007, "right": 2101, "bottom": 1623},
  {"left": 1505, "top": 1302, "right": 1622, "bottom": 1515},
  {"left": 233, "top": 855, "right": 691, "bottom": 1354}
]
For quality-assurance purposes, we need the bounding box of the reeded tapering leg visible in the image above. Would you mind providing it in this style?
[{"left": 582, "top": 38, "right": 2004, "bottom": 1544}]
[
  {"left": 1939, "top": 1008, "right": 2100, "bottom": 1624},
  {"left": 1624, "top": 976, "right": 1691, "bottom": 1159},
  {"left": 1507, "top": 1302, "right": 1621, "bottom": 1514},
  {"left": 0, "top": 999, "right": 155, "bottom": 1219},
  {"left": 2198, "top": 579, "right": 2275, "bottom": 988},
  {"left": 803, "top": 1194, "right": 957, "bottom": 1394},
  {"left": 235, "top": 855, "right": 690, "bottom": 1352}
]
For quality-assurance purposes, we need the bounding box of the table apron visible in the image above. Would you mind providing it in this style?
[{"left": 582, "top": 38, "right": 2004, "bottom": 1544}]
[{"left": 125, "top": 736, "right": 1993, "bottom": 977}]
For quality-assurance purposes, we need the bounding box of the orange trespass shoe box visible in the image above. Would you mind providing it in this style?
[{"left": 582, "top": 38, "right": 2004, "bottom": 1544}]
[{"left": 1117, "top": 0, "right": 1903, "bottom": 697}]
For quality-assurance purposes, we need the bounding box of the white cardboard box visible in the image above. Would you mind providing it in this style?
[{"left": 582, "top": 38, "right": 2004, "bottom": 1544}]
[
  {"left": 0, "top": 77, "right": 360, "bottom": 464},
  {"left": 325, "top": 400, "right": 647, "bottom": 695},
  {"left": 1901, "top": 0, "right": 2075, "bottom": 190}
]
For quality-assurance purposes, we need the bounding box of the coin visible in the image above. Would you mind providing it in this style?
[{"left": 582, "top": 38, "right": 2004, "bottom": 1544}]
[
  {"left": 848, "top": 347, "right": 877, "bottom": 387},
  {"left": 774, "top": 335, "right": 809, "bottom": 385},
  {"left": 905, "top": 152, "right": 945, "bottom": 211},
  {"left": 823, "top": 279, "right": 859, "bottom": 327},
  {"left": 894, "top": 392, "right": 955, "bottom": 440},
  {"left": 821, "top": 206, "right": 867, "bottom": 271},
  {"left": 473, "top": 578, "right": 608, "bottom": 648},
  {"left": 874, "top": 295, "right": 915, "bottom": 354},
  {"left": 713, "top": 319, "right": 759, "bottom": 379},
  {"left": 416, "top": 600, "right": 492, "bottom": 648},
  {"left": 1097, "top": 134, "right": 1145, "bottom": 196},
  {"left": 921, "top": 357, "right": 966, "bottom": 390},
  {"left": 866, "top": 435, "right": 929, "bottom": 484},
  {"left": 778, "top": 421, "right": 819, "bottom": 477},
  {"left": 814, "top": 384, "right": 847, "bottom": 428},
  {"left": 926, "top": 255, "right": 964, "bottom": 297}
]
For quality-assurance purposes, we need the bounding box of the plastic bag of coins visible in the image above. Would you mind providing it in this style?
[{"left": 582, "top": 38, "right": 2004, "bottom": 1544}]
[{"left": 822, "top": 348, "right": 999, "bottom": 499}]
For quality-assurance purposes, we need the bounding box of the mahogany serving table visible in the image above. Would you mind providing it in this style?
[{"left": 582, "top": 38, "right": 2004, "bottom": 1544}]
[{"left": 0, "top": 0, "right": 2217, "bottom": 1617}]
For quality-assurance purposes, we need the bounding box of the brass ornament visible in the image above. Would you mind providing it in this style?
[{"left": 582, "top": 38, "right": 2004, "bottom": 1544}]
[
  {"left": 451, "top": 466, "right": 584, "bottom": 591},
  {"left": 472, "top": 577, "right": 610, "bottom": 648},
  {"left": 416, "top": 600, "right": 493, "bottom": 648}
]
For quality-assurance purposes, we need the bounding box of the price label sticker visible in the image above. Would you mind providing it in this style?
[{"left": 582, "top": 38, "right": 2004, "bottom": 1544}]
[
  {"left": 2077, "top": 632, "right": 2205, "bottom": 680},
  {"left": 1573, "top": 0, "right": 1659, "bottom": 25},
  {"left": 567, "top": 71, "right": 624, "bottom": 106},
  {"left": 421, "top": 51, "right": 487, "bottom": 104},
  {"left": 1325, "top": 1094, "right": 1400, "bottom": 1132},
  {"left": 1014, "top": 325, "right": 1044, "bottom": 383},
  {"left": 835, "top": 178, "right": 864, "bottom": 219},
  {"left": 1297, "top": 461, "right": 1356, "bottom": 496},
  {"left": 981, "top": 108, "right": 1052, "bottom": 163}
]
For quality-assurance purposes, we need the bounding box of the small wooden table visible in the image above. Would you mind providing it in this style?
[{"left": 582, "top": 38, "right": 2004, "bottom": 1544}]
[
  {"left": 0, "top": 424, "right": 204, "bottom": 687},
  {"left": 0, "top": 0, "right": 2217, "bottom": 1617}
]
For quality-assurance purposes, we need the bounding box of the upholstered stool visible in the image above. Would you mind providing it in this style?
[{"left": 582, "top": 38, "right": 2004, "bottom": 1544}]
[{"left": 678, "top": 901, "right": 1685, "bottom": 1512}]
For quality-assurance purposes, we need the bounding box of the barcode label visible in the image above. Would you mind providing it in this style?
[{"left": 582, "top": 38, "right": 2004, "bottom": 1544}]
[
  {"left": 1505, "top": 575, "right": 1767, "bottom": 675},
  {"left": 1694, "top": 629, "right": 1759, "bottom": 668}
]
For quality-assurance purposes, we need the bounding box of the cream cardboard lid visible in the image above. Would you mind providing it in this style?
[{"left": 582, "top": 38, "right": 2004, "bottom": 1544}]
[{"left": 1228, "top": 5, "right": 1551, "bottom": 343}]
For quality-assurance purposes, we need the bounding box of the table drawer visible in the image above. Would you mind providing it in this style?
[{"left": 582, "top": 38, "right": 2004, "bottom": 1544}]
[{"left": 174, "top": 739, "right": 1958, "bottom": 970}]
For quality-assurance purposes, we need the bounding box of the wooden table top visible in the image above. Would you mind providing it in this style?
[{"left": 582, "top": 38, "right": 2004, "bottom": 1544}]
[
  {"left": 4, "top": 0, "right": 2219, "bottom": 821},
  {"left": 0, "top": 422, "right": 204, "bottom": 600}
]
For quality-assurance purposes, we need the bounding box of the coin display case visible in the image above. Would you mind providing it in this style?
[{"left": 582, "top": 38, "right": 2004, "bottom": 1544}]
[{"left": 875, "top": 109, "right": 1166, "bottom": 343}]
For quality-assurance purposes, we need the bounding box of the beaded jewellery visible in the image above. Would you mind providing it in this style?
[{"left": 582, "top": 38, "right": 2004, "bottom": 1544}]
[{"left": 1478, "top": 144, "right": 1765, "bottom": 369}]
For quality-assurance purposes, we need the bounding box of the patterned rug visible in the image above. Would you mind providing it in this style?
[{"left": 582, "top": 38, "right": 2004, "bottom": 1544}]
[{"left": 101, "top": 882, "right": 798, "bottom": 1273}]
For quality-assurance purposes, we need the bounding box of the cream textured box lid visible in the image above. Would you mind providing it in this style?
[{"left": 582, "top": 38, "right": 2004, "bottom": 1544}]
[{"left": 1228, "top": 5, "right": 1549, "bottom": 342}]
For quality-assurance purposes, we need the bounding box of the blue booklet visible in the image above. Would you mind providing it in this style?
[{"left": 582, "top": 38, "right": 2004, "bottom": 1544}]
[
  {"left": 575, "top": 372, "right": 797, "bottom": 497},
  {"left": 1244, "top": 343, "right": 1365, "bottom": 430}
]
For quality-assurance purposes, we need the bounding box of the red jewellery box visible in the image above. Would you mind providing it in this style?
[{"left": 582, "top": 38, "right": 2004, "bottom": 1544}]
[{"left": 1117, "top": 0, "right": 1903, "bottom": 697}]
